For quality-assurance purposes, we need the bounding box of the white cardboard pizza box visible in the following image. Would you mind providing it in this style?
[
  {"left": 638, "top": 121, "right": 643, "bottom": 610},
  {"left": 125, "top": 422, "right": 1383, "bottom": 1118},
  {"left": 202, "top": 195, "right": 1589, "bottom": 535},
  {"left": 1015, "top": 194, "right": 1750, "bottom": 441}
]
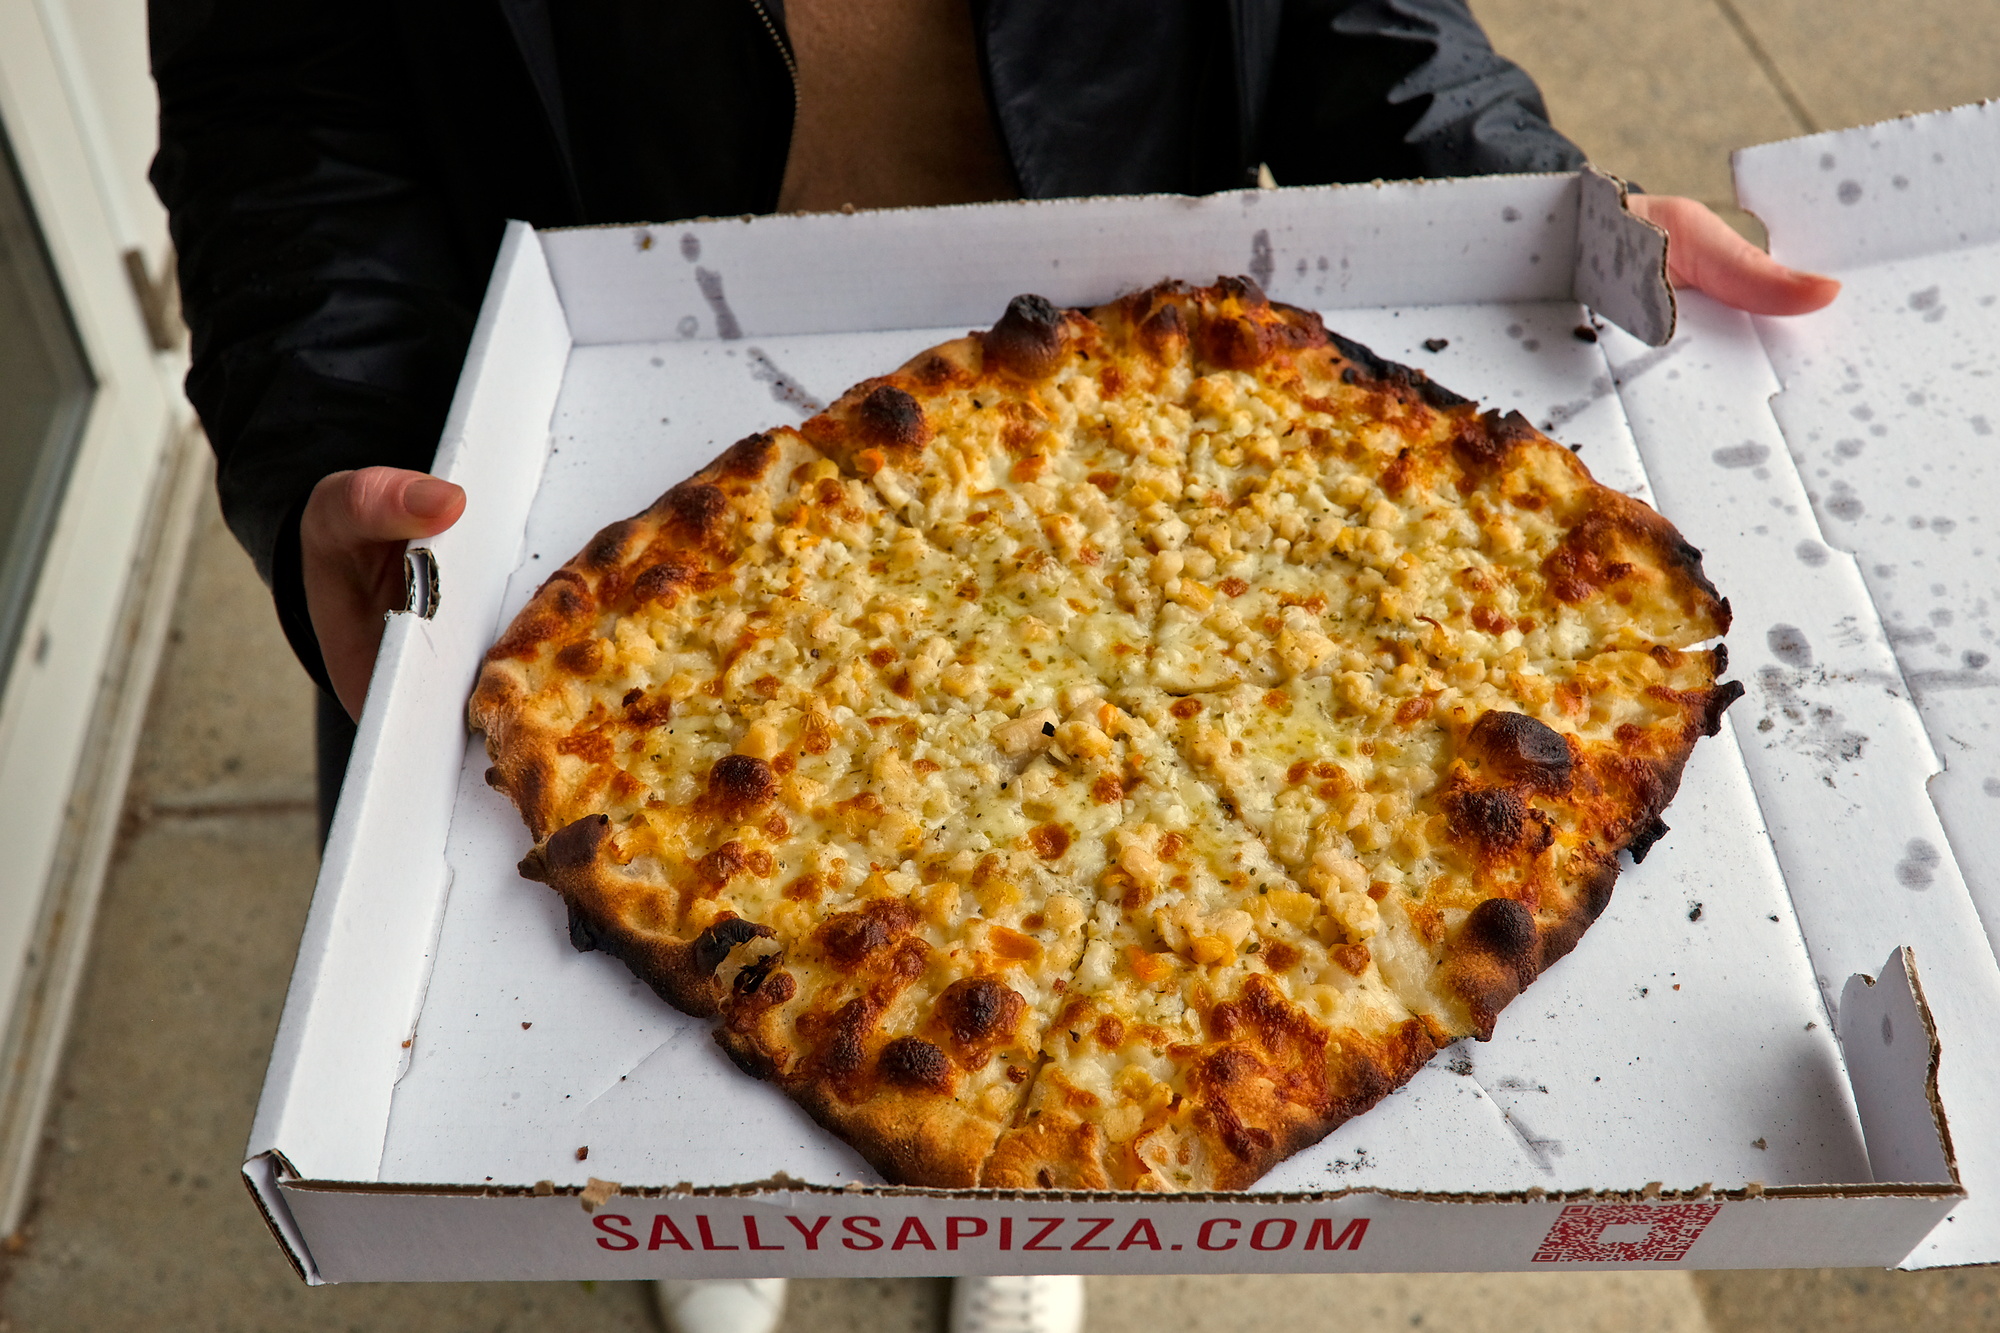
[{"left": 239, "top": 147, "right": 1993, "bottom": 1281}]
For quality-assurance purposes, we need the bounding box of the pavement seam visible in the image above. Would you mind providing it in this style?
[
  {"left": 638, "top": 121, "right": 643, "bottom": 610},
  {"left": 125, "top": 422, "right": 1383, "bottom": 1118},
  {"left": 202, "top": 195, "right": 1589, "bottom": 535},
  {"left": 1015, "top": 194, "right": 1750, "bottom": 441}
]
[
  {"left": 139, "top": 798, "right": 316, "bottom": 820},
  {"left": 1708, "top": 0, "right": 1822, "bottom": 133}
]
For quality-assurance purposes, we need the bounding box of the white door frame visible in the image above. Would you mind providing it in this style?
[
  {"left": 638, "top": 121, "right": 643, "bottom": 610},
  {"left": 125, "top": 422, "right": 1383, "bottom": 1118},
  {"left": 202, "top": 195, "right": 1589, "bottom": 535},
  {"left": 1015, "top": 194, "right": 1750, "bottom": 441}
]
[{"left": 0, "top": 0, "right": 199, "bottom": 1233}]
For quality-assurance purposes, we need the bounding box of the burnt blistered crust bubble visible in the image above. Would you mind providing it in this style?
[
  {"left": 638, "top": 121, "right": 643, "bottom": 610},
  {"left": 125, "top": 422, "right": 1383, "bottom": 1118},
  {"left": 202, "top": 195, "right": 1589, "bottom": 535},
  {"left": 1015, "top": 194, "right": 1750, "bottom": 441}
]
[
  {"left": 1452, "top": 408, "right": 1542, "bottom": 474},
  {"left": 1449, "top": 897, "right": 1541, "bottom": 1039},
  {"left": 1141, "top": 301, "right": 1186, "bottom": 353},
  {"left": 1442, "top": 780, "right": 1551, "bottom": 857},
  {"left": 982, "top": 293, "right": 1070, "bottom": 378},
  {"left": 1463, "top": 896, "right": 1538, "bottom": 966},
  {"left": 878, "top": 1036, "right": 957, "bottom": 1093},
  {"left": 584, "top": 519, "right": 642, "bottom": 571},
  {"left": 1464, "top": 710, "right": 1575, "bottom": 794},
  {"left": 694, "top": 915, "right": 774, "bottom": 974},
  {"left": 630, "top": 556, "right": 699, "bottom": 607},
  {"left": 708, "top": 753, "right": 777, "bottom": 819},
  {"left": 1705, "top": 679, "right": 1747, "bottom": 736},
  {"left": 1624, "top": 816, "right": 1672, "bottom": 864},
  {"left": 934, "top": 976, "right": 1026, "bottom": 1067},
  {"left": 707, "top": 429, "right": 779, "bottom": 481},
  {"left": 1192, "top": 277, "right": 1332, "bottom": 373},
  {"left": 664, "top": 481, "right": 729, "bottom": 542},
  {"left": 938, "top": 976, "right": 1023, "bottom": 1044},
  {"left": 519, "top": 811, "right": 611, "bottom": 883},
  {"left": 856, "top": 384, "right": 931, "bottom": 450},
  {"left": 1327, "top": 330, "right": 1475, "bottom": 410},
  {"left": 818, "top": 995, "right": 881, "bottom": 1084}
]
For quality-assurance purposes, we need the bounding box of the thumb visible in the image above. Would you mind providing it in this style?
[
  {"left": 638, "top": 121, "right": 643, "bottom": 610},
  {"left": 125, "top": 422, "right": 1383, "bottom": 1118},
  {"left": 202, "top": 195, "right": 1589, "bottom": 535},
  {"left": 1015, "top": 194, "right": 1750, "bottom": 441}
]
[
  {"left": 1628, "top": 194, "right": 1841, "bottom": 317},
  {"left": 331, "top": 467, "right": 467, "bottom": 543}
]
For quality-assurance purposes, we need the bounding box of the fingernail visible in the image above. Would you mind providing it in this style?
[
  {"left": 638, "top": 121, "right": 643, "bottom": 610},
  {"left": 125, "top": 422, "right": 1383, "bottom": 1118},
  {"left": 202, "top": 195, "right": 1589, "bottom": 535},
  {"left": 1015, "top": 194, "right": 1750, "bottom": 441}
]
[{"left": 405, "top": 478, "right": 461, "bottom": 519}]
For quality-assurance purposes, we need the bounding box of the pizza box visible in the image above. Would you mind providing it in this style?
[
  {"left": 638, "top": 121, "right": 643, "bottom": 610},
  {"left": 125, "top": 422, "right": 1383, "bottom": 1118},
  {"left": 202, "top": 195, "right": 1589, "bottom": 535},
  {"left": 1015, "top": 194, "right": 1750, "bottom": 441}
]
[{"left": 238, "top": 139, "right": 2000, "bottom": 1281}]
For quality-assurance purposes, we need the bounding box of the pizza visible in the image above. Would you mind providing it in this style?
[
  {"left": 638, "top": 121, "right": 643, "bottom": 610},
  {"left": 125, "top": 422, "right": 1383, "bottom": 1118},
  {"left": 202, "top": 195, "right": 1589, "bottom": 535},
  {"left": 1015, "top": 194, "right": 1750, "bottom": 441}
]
[{"left": 469, "top": 277, "right": 1740, "bottom": 1192}]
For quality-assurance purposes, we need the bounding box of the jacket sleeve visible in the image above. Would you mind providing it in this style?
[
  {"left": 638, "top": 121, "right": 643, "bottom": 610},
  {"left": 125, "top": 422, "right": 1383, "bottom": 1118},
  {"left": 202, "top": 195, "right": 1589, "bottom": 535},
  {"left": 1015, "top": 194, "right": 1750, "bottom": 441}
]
[
  {"left": 1260, "top": 0, "right": 1585, "bottom": 186},
  {"left": 150, "top": 0, "right": 481, "bottom": 694}
]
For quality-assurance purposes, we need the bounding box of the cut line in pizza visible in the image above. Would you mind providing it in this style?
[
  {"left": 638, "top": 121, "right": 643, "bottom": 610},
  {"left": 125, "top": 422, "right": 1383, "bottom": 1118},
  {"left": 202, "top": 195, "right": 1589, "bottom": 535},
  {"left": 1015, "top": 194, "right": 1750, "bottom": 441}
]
[{"left": 472, "top": 278, "right": 1740, "bottom": 1191}]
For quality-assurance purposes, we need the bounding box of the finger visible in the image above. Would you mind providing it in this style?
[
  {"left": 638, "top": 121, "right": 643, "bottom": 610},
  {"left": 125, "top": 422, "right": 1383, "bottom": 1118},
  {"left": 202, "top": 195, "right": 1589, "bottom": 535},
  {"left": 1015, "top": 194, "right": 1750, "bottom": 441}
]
[
  {"left": 1629, "top": 195, "right": 1841, "bottom": 316},
  {"left": 301, "top": 467, "right": 465, "bottom": 720},
  {"left": 333, "top": 466, "right": 467, "bottom": 542}
]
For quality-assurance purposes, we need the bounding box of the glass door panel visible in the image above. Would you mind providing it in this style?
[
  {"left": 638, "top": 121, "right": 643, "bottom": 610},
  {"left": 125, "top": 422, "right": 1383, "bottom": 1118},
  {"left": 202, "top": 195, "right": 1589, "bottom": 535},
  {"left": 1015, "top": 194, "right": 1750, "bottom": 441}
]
[{"left": 0, "top": 122, "right": 94, "bottom": 697}]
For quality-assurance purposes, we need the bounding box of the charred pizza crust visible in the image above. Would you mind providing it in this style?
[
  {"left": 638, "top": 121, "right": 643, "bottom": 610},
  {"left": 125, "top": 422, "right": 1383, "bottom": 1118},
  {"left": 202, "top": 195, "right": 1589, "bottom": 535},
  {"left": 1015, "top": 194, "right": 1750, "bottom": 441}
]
[{"left": 469, "top": 277, "right": 1739, "bottom": 1192}]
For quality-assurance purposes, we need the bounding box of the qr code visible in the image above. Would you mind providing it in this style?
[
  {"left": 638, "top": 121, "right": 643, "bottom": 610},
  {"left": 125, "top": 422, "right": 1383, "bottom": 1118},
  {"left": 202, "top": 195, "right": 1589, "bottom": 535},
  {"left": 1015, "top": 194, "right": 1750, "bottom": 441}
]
[{"left": 1531, "top": 1203, "right": 1722, "bottom": 1264}]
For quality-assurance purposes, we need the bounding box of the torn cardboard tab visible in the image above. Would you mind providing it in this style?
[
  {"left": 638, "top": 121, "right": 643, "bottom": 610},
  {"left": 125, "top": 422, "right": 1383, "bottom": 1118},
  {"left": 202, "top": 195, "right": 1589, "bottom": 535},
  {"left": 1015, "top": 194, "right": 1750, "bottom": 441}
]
[
  {"left": 1573, "top": 167, "right": 1674, "bottom": 347},
  {"left": 1839, "top": 950, "right": 1953, "bottom": 1188}
]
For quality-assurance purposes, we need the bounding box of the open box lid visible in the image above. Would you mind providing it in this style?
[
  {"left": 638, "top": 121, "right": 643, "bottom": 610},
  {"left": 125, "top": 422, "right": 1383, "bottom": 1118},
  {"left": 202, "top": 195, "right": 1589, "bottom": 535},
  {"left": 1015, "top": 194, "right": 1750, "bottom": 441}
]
[
  {"left": 1732, "top": 98, "right": 2000, "bottom": 1269},
  {"left": 243, "top": 160, "right": 1986, "bottom": 1280},
  {"left": 1599, "top": 97, "right": 2000, "bottom": 1269}
]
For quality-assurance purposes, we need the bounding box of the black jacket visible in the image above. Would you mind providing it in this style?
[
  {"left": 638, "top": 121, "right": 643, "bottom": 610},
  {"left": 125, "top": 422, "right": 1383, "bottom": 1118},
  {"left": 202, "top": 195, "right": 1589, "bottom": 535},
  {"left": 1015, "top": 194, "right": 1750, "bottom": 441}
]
[{"left": 149, "top": 0, "right": 1584, "bottom": 692}]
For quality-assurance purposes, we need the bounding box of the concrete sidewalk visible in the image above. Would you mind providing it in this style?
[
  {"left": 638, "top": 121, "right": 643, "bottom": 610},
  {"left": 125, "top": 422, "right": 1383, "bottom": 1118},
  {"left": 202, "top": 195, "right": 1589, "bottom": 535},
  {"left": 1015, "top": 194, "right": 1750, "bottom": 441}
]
[{"left": 3, "top": 2, "right": 1997, "bottom": 1328}]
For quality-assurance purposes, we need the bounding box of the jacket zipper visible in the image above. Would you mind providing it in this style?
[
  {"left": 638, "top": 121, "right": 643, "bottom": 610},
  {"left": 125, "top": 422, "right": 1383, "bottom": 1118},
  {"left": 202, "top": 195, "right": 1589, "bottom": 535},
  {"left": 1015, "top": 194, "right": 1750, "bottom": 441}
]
[{"left": 745, "top": 0, "right": 800, "bottom": 114}]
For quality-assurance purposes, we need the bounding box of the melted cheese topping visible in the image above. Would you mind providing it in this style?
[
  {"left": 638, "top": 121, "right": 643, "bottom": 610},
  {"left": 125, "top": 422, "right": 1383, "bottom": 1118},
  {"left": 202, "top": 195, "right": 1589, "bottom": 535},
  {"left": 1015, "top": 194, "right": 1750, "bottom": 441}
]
[{"left": 477, "top": 283, "right": 1732, "bottom": 1191}]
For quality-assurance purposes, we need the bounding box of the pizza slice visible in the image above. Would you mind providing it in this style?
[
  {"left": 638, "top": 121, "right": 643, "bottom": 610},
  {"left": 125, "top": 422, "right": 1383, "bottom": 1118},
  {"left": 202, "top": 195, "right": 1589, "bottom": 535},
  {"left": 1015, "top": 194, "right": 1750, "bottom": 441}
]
[
  {"left": 1146, "top": 646, "right": 1737, "bottom": 1043},
  {"left": 982, "top": 717, "right": 1433, "bottom": 1191},
  {"left": 1191, "top": 365, "right": 1731, "bottom": 665}
]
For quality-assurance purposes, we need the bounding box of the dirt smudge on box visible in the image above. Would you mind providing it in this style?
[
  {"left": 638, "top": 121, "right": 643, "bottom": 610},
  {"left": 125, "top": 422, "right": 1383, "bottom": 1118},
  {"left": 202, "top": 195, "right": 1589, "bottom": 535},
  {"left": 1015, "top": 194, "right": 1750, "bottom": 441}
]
[
  {"left": 1895, "top": 838, "right": 1941, "bottom": 889},
  {"left": 695, "top": 267, "right": 743, "bottom": 340},
  {"left": 746, "top": 347, "right": 826, "bottom": 416},
  {"left": 1753, "top": 666, "right": 1870, "bottom": 786}
]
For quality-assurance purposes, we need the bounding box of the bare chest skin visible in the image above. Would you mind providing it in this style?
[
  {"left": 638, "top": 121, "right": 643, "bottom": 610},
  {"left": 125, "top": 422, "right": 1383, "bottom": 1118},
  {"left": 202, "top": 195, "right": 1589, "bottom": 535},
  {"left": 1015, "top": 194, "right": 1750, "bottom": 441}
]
[{"left": 775, "top": 0, "right": 1019, "bottom": 212}]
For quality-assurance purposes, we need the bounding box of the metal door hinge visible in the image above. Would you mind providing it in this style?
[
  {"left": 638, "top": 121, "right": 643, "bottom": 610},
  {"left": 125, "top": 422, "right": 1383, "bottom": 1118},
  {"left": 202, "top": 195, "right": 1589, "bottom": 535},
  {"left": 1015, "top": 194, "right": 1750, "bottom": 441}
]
[{"left": 121, "top": 246, "right": 183, "bottom": 352}]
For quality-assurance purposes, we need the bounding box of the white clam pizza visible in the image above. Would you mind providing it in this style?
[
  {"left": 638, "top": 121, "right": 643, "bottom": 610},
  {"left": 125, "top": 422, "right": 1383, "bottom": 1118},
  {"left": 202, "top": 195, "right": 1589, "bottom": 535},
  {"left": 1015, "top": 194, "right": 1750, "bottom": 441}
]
[{"left": 469, "top": 278, "right": 1740, "bottom": 1191}]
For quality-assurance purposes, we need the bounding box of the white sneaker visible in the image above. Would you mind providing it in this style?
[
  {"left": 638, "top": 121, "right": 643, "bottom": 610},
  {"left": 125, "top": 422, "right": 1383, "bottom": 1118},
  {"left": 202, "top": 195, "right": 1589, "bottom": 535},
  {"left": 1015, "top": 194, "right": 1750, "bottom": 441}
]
[
  {"left": 652, "top": 1277, "right": 788, "bottom": 1333},
  {"left": 949, "top": 1275, "right": 1086, "bottom": 1333}
]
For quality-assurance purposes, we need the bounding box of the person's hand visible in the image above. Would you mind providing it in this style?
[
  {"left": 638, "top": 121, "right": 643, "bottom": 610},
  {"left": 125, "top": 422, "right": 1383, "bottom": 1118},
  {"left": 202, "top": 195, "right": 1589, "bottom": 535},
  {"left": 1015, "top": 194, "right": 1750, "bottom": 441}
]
[
  {"left": 1625, "top": 194, "right": 1840, "bottom": 316},
  {"left": 301, "top": 467, "right": 466, "bottom": 719}
]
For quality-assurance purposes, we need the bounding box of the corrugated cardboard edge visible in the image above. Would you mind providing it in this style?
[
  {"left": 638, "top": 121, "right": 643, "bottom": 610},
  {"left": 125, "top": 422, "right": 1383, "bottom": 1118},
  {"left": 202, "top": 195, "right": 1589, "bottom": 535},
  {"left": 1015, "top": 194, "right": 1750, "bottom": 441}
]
[
  {"left": 1573, "top": 167, "right": 1674, "bottom": 347},
  {"left": 277, "top": 1178, "right": 1962, "bottom": 1205},
  {"left": 242, "top": 1149, "right": 319, "bottom": 1285},
  {"left": 1906, "top": 950, "right": 1957, "bottom": 1184}
]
